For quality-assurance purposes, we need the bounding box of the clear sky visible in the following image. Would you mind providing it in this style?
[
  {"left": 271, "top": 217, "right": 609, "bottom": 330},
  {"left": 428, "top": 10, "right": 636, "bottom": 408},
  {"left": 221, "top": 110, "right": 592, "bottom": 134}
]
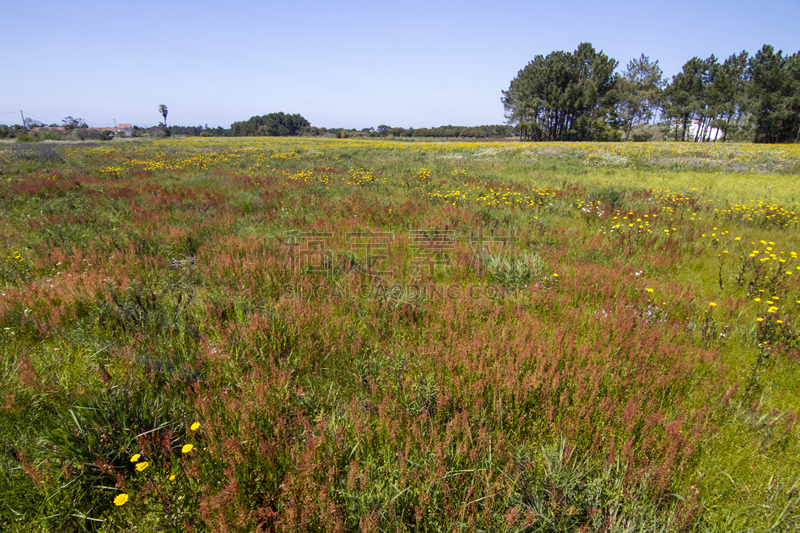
[{"left": 1, "top": 0, "right": 798, "bottom": 130}]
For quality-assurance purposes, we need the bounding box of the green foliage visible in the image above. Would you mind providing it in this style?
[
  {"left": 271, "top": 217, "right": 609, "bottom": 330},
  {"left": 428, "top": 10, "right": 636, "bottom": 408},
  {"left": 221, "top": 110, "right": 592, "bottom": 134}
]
[
  {"left": 503, "top": 42, "right": 796, "bottom": 144},
  {"left": 158, "top": 104, "right": 168, "bottom": 128},
  {"left": 38, "top": 387, "right": 189, "bottom": 478},
  {"left": 660, "top": 46, "right": 798, "bottom": 144},
  {"left": 632, "top": 130, "right": 655, "bottom": 142},
  {"left": 619, "top": 54, "right": 665, "bottom": 141},
  {"left": 230, "top": 112, "right": 310, "bottom": 137},
  {"left": 502, "top": 42, "right": 619, "bottom": 141},
  {"left": 748, "top": 46, "right": 800, "bottom": 143},
  {"left": 74, "top": 128, "right": 114, "bottom": 141},
  {"left": 588, "top": 185, "right": 625, "bottom": 207},
  {"left": 480, "top": 249, "right": 548, "bottom": 290},
  {"left": 61, "top": 116, "right": 86, "bottom": 133},
  {"left": 31, "top": 386, "right": 191, "bottom": 528},
  {"left": 509, "top": 438, "right": 684, "bottom": 532}
]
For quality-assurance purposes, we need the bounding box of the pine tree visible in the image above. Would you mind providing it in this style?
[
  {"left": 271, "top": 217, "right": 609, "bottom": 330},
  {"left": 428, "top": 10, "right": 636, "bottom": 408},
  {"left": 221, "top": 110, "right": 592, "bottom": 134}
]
[
  {"left": 618, "top": 54, "right": 664, "bottom": 141},
  {"left": 502, "top": 43, "right": 619, "bottom": 141},
  {"left": 748, "top": 46, "right": 800, "bottom": 143}
]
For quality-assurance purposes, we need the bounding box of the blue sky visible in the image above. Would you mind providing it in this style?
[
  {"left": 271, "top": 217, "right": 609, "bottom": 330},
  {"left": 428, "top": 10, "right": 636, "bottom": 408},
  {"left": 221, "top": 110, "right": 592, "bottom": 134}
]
[{"left": 1, "top": 0, "right": 798, "bottom": 129}]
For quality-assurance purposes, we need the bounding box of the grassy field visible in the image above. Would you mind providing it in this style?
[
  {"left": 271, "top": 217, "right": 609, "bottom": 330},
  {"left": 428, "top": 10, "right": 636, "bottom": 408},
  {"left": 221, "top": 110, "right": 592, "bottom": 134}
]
[{"left": 1, "top": 137, "right": 799, "bottom": 532}]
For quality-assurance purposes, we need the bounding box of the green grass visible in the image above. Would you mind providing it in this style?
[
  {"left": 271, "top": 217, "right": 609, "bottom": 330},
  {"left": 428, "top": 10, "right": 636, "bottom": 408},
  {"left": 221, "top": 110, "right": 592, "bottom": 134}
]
[{"left": 0, "top": 137, "right": 799, "bottom": 532}]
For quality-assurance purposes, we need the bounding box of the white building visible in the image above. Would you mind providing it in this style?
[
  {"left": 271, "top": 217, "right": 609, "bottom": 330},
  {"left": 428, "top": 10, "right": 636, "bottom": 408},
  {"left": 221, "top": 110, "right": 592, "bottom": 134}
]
[{"left": 672, "top": 119, "right": 723, "bottom": 141}]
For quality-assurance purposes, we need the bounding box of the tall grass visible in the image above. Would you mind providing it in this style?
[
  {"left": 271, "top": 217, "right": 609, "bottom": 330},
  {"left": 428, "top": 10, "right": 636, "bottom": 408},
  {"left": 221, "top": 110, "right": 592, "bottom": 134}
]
[{"left": 0, "top": 138, "right": 798, "bottom": 531}]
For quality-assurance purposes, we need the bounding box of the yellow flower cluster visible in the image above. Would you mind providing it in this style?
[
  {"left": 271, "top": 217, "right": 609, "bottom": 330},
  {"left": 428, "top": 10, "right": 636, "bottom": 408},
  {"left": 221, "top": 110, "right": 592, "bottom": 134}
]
[
  {"left": 281, "top": 169, "right": 330, "bottom": 186},
  {"left": 113, "top": 423, "right": 200, "bottom": 509},
  {"left": 347, "top": 168, "right": 382, "bottom": 186},
  {"left": 100, "top": 166, "right": 124, "bottom": 177},
  {"left": 5, "top": 251, "right": 24, "bottom": 264}
]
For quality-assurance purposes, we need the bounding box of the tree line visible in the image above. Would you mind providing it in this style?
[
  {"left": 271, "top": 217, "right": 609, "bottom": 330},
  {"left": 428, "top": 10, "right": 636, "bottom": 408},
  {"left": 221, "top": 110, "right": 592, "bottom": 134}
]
[
  {"left": 502, "top": 43, "right": 799, "bottom": 143},
  {"left": 0, "top": 119, "right": 514, "bottom": 141},
  {"left": 5, "top": 44, "right": 797, "bottom": 145},
  {"left": 221, "top": 115, "right": 514, "bottom": 139},
  {"left": 123, "top": 121, "right": 514, "bottom": 139}
]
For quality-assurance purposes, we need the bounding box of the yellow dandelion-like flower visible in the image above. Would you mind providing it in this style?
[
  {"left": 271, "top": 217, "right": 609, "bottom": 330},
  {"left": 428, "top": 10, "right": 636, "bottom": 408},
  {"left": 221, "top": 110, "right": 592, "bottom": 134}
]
[
  {"left": 130, "top": 454, "right": 141, "bottom": 463},
  {"left": 552, "top": 273, "right": 559, "bottom": 278},
  {"left": 709, "top": 302, "right": 716, "bottom": 307},
  {"left": 645, "top": 288, "right": 654, "bottom": 293},
  {"left": 190, "top": 422, "right": 200, "bottom": 431},
  {"left": 114, "top": 494, "right": 129, "bottom": 506},
  {"left": 182, "top": 444, "right": 194, "bottom": 454},
  {"left": 135, "top": 462, "right": 149, "bottom": 472},
  {"left": 169, "top": 474, "right": 176, "bottom": 481},
  {"left": 757, "top": 317, "right": 764, "bottom": 322}
]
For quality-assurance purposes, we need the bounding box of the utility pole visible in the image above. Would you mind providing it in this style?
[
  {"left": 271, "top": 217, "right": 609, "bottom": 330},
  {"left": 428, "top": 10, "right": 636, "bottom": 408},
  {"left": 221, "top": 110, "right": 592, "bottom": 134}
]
[{"left": 20, "top": 110, "right": 27, "bottom": 131}]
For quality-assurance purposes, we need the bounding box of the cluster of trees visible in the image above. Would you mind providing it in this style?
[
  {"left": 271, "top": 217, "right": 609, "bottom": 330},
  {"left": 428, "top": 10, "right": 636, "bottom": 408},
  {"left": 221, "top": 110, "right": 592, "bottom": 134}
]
[
  {"left": 503, "top": 43, "right": 800, "bottom": 143},
  {"left": 502, "top": 43, "right": 620, "bottom": 142},
  {"left": 316, "top": 124, "right": 515, "bottom": 139},
  {"left": 0, "top": 124, "right": 28, "bottom": 139},
  {"left": 167, "top": 125, "right": 227, "bottom": 136},
  {"left": 0, "top": 116, "right": 115, "bottom": 141},
  {"left": 388, "top": 124, "right": 514, "bottom": 138},
  {"left": 229, "top": 112, "right": 310, "bottom": 137},
  {"left": 215, "top": 117, "right": 514, "bottom": 139},
  {"left": 663, "top": 46, "right": 800, "bottom": 143}
]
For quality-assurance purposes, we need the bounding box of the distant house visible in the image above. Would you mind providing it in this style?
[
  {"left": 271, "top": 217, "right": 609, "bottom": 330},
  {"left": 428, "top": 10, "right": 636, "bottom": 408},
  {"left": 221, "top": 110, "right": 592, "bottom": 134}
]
[
  {"left": 30, "top": 123, "right": 133, "bottom": 137},
  {"left": 89, "top": 124, "right": 133, "bottom": 137},
  {"left": 670, "top": 119, "right": 723, "bottom": 141},
  {"left": 30, "top": 126, "right": 66, "bottom": 133}
]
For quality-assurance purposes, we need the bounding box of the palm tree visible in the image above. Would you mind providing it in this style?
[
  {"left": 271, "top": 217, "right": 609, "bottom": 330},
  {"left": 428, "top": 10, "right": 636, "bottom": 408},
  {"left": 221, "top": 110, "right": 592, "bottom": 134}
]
[{"left": 158, "top": 104, "right": 168, "bottom": 127}]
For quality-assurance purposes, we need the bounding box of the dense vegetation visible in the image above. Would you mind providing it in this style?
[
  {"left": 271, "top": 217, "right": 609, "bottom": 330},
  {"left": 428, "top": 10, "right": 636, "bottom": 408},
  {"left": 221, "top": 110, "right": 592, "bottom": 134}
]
[
  {"left": 503, "top": 43, "right": 799, "bottom": 143},
  {"left": 229, "top": 112, "right": 311, "bottom": 137},
  {"left": 0, "top": 137, "right": 798, "bottom": 531}
]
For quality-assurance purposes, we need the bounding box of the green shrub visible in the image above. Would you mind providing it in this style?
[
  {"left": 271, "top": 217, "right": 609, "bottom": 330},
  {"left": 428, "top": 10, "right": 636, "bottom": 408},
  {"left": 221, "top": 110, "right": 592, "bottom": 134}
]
[{"left": 480, "top": 249, "right": 548, "bottom": 290}]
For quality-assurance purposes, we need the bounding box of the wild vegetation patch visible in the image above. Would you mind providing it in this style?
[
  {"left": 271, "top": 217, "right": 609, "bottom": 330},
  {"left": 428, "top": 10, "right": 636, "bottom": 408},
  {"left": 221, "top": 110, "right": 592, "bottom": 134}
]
[{"left": 0, "top": 138, "right": 799, "bottom": 532}]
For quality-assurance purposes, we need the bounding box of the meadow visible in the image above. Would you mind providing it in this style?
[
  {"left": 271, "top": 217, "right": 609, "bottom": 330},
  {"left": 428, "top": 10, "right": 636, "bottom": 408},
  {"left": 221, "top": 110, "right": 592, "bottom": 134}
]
[{"left": 0, "top": 136, "right": 799, "bottom": 532}]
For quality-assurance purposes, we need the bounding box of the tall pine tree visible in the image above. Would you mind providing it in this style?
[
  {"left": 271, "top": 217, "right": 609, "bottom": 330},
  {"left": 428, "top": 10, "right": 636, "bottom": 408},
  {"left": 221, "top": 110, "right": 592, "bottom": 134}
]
[
  {"left": 748, "top": 45, "right": 800, "bottom": 143},
  {"left": 618, "top": 54, "right": 664, "bottom": 141},
  {"left": 502, "top": 43, "right": 619, "bottom": 141}
]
